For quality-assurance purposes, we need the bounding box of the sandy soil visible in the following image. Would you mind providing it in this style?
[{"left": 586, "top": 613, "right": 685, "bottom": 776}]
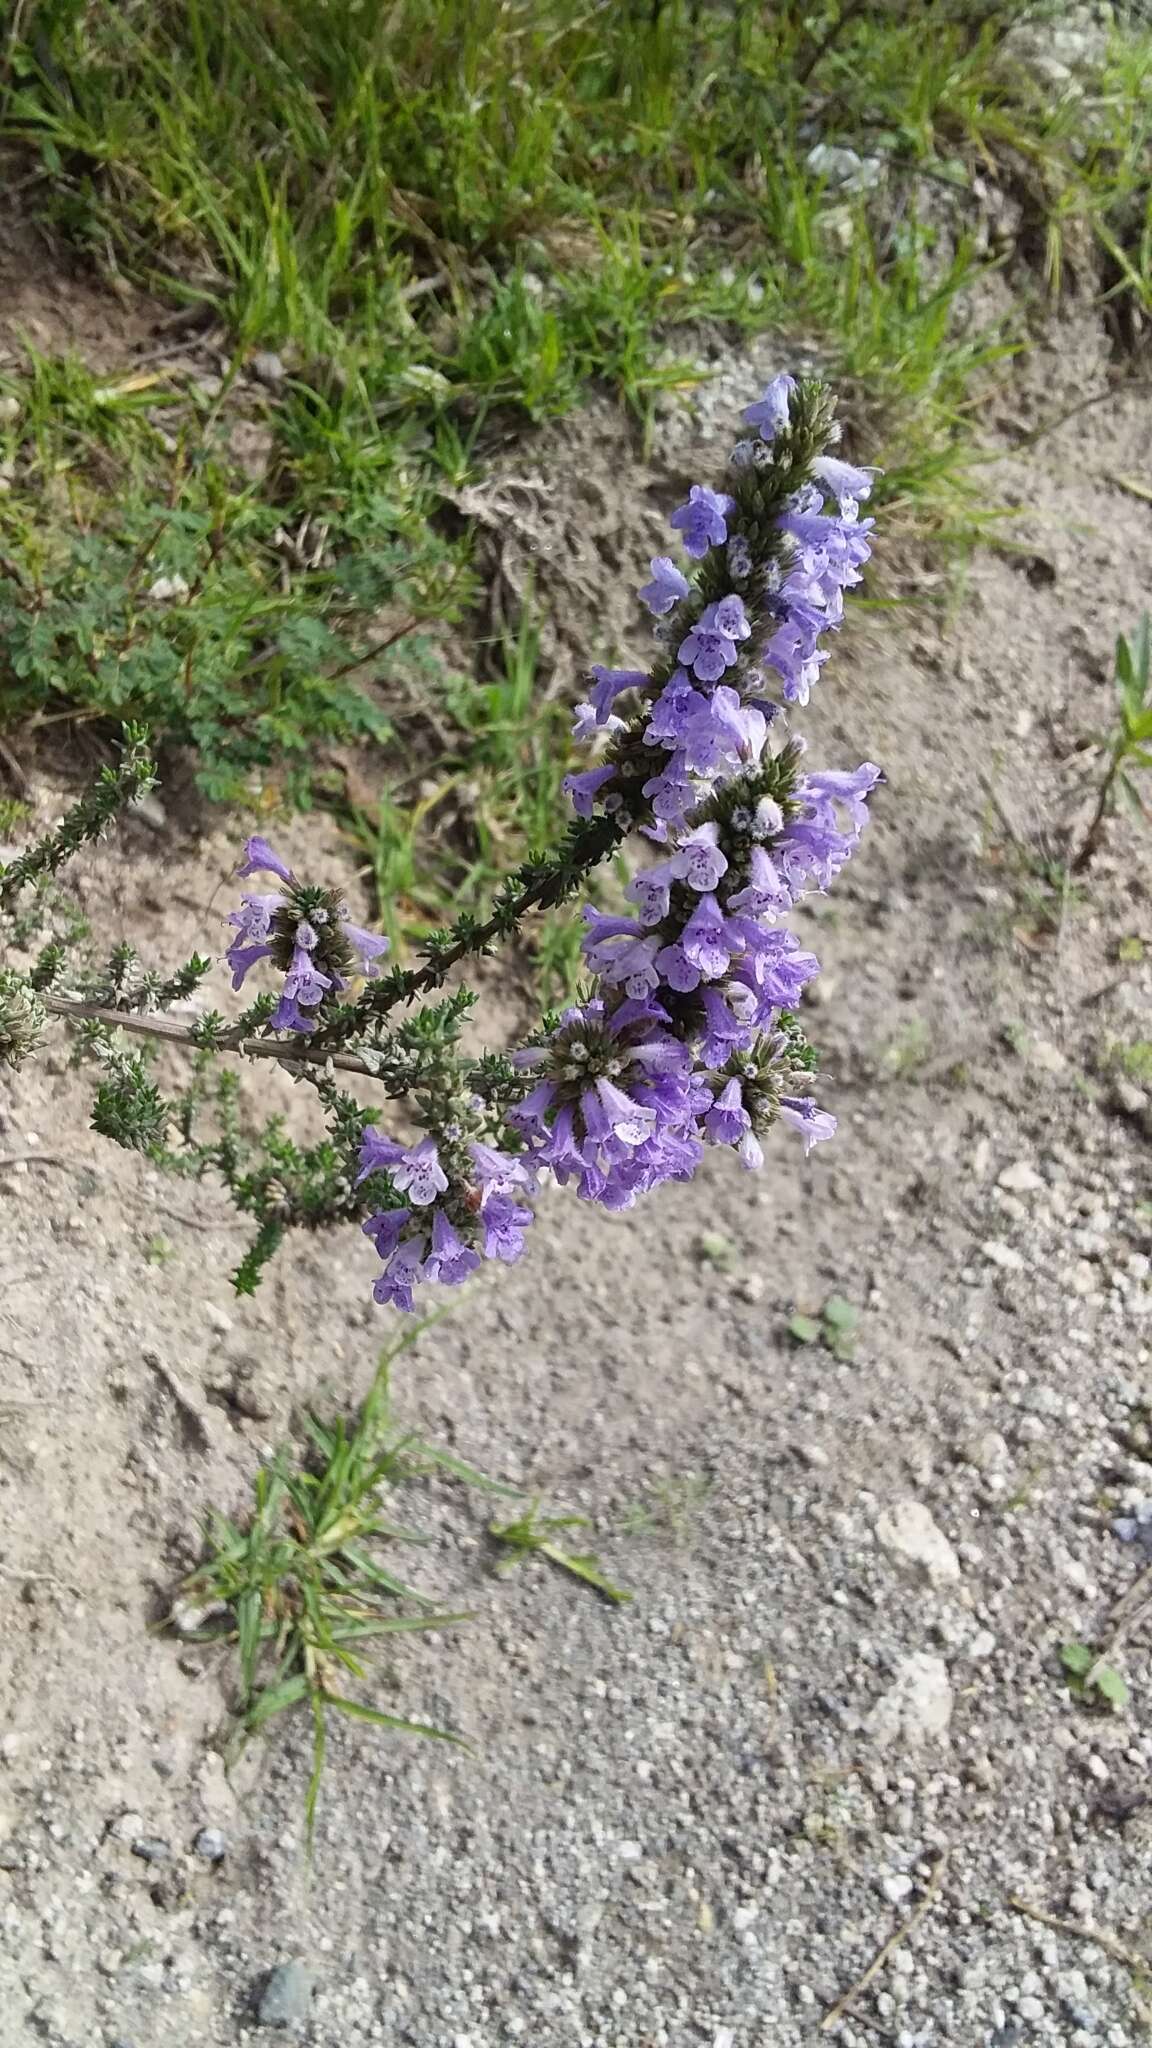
[{"left": 1, "top": 287, "right": 1152, "bottom": 2048}]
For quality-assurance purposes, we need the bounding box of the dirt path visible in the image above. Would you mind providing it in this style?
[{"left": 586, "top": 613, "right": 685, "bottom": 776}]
[{"left": 1, "top": 312, "right": 1151, "bottom": 2048}]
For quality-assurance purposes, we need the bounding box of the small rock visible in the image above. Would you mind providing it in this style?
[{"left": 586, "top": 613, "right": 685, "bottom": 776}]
[
  {"left": 981, "top": 1239, "right": 1025, "bottom": 1272},
  {"left": 131, "top": 1836, "right": 171, "bottom": 1864},
  {"left": 967, "top": 1629, "right": 997, "bottom": 1662},
  {"left": 868, "top": 1654, "right": 953, "bottom": 1750},
  {"left": 962, "top": 1428, "right": 1010, "bottom": 1474},
  {"left": 998, "top": 1161, "right": 1043, "bottom": 1193},
  {"left": 0, "top": 1841, "right": 22, "bottom": 1869},
  {"left": 796, "top": 1442, "right": 830, "bottom": 1469},
  {"left": 110, "top": 1811, "right": 145, "bottom": 1843},
  {"left": 875, "top": 1500, "right": 961, "bottom": 1585},
  {"left": 1030, "top": 1038, "right": 1068, "bottom": 1074},
  {"left": 257, "top": 1961, "right": 315, "bottom": 2029},
  {"left": 251, "top": 350, "right": 287, "bottom": 386},
  {"left": 1018, "top": 1996, "right": 1045, "bottom": 2022},
  {"left": 0, "top": 395, "right": 21, "bottom": 424},
  {"left": 880, "top": 1872, "right": 914, "bottom": 1904},
  {"left": 735, "top": 1273, "right": 765, "bottom": 1304},
  {"left": 617, "top": 1839, "right": 643, "bottom": 1861},
  {"left": 205, "top": 1303, "right": 234, "bottom": 1336},
  {"left": 194, "top": 1827, "right": 227, "bottom": 1862}
]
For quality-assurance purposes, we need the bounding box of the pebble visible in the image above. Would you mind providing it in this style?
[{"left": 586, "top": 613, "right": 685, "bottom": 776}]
[
  {"left": 998, "top": 1161, "right": 1044, "bottom": 1193},
  {"left": 251, "top": 350, "right": 287, "bottom": 386},
  {"left": 880, "top": 1873, "right": 914, "bottom": 1904},
  {"left": 257, "top": 1961, "right": 315, "bottom": 2028},
  {"left": 109, "top": 1811, "right": 145, "bottom": 1843},
  {"left": 868, "top": 1654, "right": 954, "bottom": 1750},
  {"left": 131, "top": 1836, "right": 172, "bottom": 1863},
  {"left": 875, "top": 1500, "right": 961, "bottom": 1584},
  {"left": 194, "top": 1827, "right": 228, "bottom": 1861},
  {"left": 982, "top": 1239, "right": 1025, "bottom": 1271}
]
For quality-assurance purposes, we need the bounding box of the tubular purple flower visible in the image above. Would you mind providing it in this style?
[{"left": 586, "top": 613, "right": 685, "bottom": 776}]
[
  {"left": 563, "top": 764, "right": 617, "bottom": 818},
  {"left": 742, "top": 373, "right": 797, "bottom": 441},
  {"left": 236, "top": 836, "right": 295, "bottom": 885},
  {"left": 589, "top": 666, "right": 648, "bottom": 723},
  {"left": 638, "top": 557, "right": 690, "bottom": 616},
  {"left": 425, "top": 1209, "right": 482, "bottom": 1286},
  {"left": 779, "top": 1096, "right": 837, "bottom": 1154},
  {"left": 704, "top": 1077, "right": 751, "bottom": 1148},
  {"left": 390, "top": 1136, "right": 449, "bottom": 1206},
  {"left": 670, "top": 484, "right": 734, "bottom": 559},
  {"left": 811, "top": 455, "right": 879, "bottom": 509}
]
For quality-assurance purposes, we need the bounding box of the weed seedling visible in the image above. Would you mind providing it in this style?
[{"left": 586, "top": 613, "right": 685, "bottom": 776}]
[
  {"left": 175, "top": 1328, "right": 480, "bottom": 1835},
  {"left": 788, "top": 1295, "right": 858, "bottom": 1360},
  {"left": 1073, "top": 613, "right": 1152, "bottom": 871},
  {"left": 1060, "top": 1640, "right": 1130, "bottom": 1713},
  {"left": 489, "top": 1501, "right": 632, "bottom": 1606}
]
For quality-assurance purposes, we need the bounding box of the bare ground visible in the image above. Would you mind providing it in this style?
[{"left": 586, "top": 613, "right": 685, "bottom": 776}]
[{"left": 1, "top": 298, "right": 1152, "bottom": 2048}]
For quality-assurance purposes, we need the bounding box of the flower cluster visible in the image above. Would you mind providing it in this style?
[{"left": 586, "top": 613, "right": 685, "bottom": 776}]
[
  {"left": 520, "top": 370, "right": 884, "bottom": 1213},
  {"left": 358, "top": 1128, "right": 535, "bottom": 1311},
  {"left": 225, "top": 836, "right": 389, "bottom": 1032},
  {"left": 220, "top": 375, "right": 881, "bottom": 1310}
]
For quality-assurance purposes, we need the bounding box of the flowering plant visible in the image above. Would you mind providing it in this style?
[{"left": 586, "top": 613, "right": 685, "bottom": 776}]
[{"left": 1, "top": 375, "right": 880, "bottom": 1309}]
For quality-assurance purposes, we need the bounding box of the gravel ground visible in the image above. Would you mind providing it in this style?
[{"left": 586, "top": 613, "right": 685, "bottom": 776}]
[{"left": 2, "top": 302, "right": 1152, "bottom": 2047}]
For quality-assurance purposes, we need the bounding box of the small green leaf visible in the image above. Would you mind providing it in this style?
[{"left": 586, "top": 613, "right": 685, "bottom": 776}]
[
  {"left": 324, "top": 1694, "right": 468, "bottom": 1744},
  {"left": 788, "top": 1313, "right": 822, "bottom": 1345},
  {"left": 822, "top": 1295, "right": 858, "bottom": 1332},
  {"left": 1093, "top": 1664, "right": 1130, "bottom": 1709},
  {"left": 697, "top": 1230, "right": 737, "bottom": 1271},
  {"left": 1060, "top": 1640, "right": 1094, "bottom": 1678}
]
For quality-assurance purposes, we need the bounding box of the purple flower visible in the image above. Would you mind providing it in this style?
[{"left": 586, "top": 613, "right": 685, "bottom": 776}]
[
  {"left": 811, "top": 455, "right": 879, "bottom": 508},
  {"left": 670, "top": 485, "right": 734, "bottom": 559},
  {"left": 680, "top": 686, "right": 766, "bottom": 779},
  {"left": 589, "top": 666, "right": 647, "bottom": 723},
  {"left": 638, "top": 556, "right": 690, "bottom": 616},
  {"left": 480, "top": 1192, "right": 534, "bottom": 1263},
  {"left": 697, "top": 987, "right": 754, "bottom": 1067},
  {"left": 641, "top": 753, "right": 697, "bottom": 827},
  {"left": 236, "top": 836, "right": 294, "bottom": 886},
  {"left": 362, "top": 1208, "right": 412, "bottom": 1260},
  {"left": 425, "top": 1208, "right": 481, "bottom": 1286},
  {"left": 727, "top": 844, "right": 790, "bottom": 921},
  {"left": 712, "top": 593, "right": 751, "bottom": 642},
  {"left": 341, "top": 922, "right": 390, "bottom": 977},
  {"left": 678, "top": 603, "right": 741, "bottom": 684},
  {"left": 645, "top": 671, "right": 708, "bottom": 747},
  {"left": 563, "top": 764, "right": 617, "bottom": 817},
  {"left": 779, "top": 1096, "right": 837, "bottom": 1155},
  {"left": 373, "top": 1235, "right": 427, "bottom": 1312},
  {"left": 704, "top": 1077, "right": 751, "bottom": 1147},
  {"left": 358, "top": 1128, "right": 407, "bottom": 1183},
  {"left": 743, "top": 373, "right": 796, "bottom": 442},
  {"left": 227, "top": 939, "right": 274, "bottom": 991},
  {"left": 390, "top": 1136, "right": 449, "bottom": 1206},
  {"left": 572, "top": 700, "right": 624, "bottom": 742},
  {"left": 674, "top": 822, "right": 728, "bottom": 892}
]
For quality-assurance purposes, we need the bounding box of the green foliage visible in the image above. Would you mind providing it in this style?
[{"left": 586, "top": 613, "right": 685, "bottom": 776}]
[
  {"left": 489, "top": 1500, "right": 632, "bottom": 1605},
  {"left": 10, "top": 0, "right": 1148, "bottom": 500},
  {"left": 176, "top": 1334, "right": 476, "bottom": 1836},
  {"left": 1060, "top": 1639, "right": 1130, "bottom": 1712},
  {"left": 0, "top": 366, "right": 464, "bottom": 804},
  {"left": 788, "top": 1295, "right": 859, "bottom": 1359},
  {"left": 1074, "top": 613, "right": 1152, "bottom": 869},
  {"left": 0, "top": 725, "right": 154, "bottom": 908}
]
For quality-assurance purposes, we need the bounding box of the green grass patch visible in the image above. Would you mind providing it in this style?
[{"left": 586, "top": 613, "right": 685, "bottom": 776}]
[{"left": 1, "top": 0, "right": 1150, "bottom": 947}]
